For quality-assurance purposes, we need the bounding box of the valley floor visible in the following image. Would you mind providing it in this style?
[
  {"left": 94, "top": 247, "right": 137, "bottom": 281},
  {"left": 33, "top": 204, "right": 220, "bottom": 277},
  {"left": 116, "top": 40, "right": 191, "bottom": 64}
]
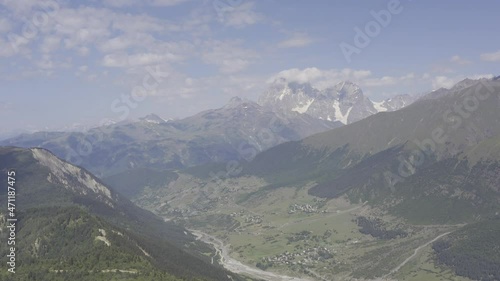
[
  {"left": 134, "top": 175, "right": 472, "bottom": 281},
  {"left": 190, "top": 229, "right": 312, "bottom": 281}
]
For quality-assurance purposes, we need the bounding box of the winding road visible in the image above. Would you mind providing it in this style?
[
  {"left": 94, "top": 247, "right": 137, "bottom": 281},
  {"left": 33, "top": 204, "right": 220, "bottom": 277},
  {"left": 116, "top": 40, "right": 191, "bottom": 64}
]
[{"left": 383, "top": 231, "right": 452, "bottom": 279}]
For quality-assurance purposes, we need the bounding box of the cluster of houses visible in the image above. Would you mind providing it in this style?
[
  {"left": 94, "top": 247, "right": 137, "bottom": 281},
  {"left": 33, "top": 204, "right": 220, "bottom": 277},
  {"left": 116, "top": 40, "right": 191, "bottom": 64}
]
[
  {"left": 262, "top": 247, "right": 334, "bottom": 267},
  {"left": 229, "top": 210, "right": 263, "bottom": 225},
  {"left": 244, "top": 215, "right": 263, "bottom": 224},
  {"left": 288, "top": 203, "right": 319, "bottom": 214}
]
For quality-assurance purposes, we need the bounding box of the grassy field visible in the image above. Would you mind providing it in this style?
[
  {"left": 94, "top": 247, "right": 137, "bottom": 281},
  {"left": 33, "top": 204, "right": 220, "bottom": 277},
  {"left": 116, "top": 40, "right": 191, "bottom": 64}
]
[{"left": 133, "top": 173, "right": 470, "bottom": 281}]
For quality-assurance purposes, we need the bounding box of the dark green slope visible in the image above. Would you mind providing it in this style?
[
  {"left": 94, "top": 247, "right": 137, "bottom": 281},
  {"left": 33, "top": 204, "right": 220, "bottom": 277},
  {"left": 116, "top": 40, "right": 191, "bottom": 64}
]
[
  {"left": 433, "top": 218, "right": 500, "bottom": 281},
  {"left": 304, "top": 141, "right": 500, "bottom": 224},
  {"left": 0, "top": 147, "right": 243, "bottom": 281},
  {"left": 1, "top": 207, "right": 186, "bottom": 281}
]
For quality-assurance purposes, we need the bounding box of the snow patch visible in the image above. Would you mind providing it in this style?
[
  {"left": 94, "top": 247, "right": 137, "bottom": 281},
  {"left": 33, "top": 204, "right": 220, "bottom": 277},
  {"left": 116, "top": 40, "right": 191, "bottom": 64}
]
[
  {"left": 332, "top": 100, "right": 353, "bottom": 124},
  {"left": 277, "top": 87, "right": 291, "bottom": 101},
  {"left": 372, "top": 101, "right": 388, "bottom": 112},
  {"left": 292, "top": 99, "right": 314, "bottom": 114}
]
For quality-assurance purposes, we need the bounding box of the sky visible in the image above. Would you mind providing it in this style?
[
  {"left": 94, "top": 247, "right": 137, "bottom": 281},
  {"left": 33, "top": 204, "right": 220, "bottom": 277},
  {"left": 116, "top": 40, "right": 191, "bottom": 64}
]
[{"left": 0, "top": 0, "right": 499, "bottom": 136}]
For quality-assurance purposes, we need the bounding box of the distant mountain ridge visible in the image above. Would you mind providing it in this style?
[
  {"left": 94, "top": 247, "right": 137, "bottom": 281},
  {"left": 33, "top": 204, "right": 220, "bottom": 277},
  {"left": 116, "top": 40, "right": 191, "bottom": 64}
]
[
  {"left": 419, "top": 78, "right": 492, "bottom": 101},
  {"left": 1, "top": 98, "right": 341, "bottom": 177},
  {"left": 259, "top": 79, "right": 416, "bottom": 124}
]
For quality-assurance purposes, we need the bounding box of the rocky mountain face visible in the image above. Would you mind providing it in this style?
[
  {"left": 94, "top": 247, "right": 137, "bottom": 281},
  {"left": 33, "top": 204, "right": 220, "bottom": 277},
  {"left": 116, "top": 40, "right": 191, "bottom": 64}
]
[
  {"left": 258, "top": 79, "right": 415, "bottom": 124},
  {"left": 372, "top": 94, "right": 416, "bottom": 112}
]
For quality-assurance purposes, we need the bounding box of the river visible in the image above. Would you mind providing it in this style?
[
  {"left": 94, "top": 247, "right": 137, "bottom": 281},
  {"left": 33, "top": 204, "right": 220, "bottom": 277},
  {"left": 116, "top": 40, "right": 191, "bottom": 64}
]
[{"left": 189, "top": 229, "right": 313, "bottom": 281}]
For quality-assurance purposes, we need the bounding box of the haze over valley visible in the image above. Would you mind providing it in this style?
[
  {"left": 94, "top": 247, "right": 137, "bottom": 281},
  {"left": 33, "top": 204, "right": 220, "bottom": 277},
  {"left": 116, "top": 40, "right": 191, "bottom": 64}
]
[{"left": 1, "top": 1, "right": 500, "bottom": 281}]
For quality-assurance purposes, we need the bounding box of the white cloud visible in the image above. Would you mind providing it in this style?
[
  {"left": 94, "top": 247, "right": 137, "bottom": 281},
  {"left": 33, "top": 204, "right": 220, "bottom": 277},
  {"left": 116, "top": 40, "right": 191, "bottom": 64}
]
[
  {"left": 0, "top": 18, "right": 12, "bottom": 33},
  {"left": 98, "top": 33, "right": 155, "bottom": 52},
  {"left": 340, "top": 68, "right": 372, "bottom": 80},
  {"left": 480, "top": 50, "right": 500, "bottom": 62},
  {"left": 0, "top": 0, "right": 43, "bottom": 17},
  {"left": 77, "top": 46, "right": 90, "bottom": 56},
  {"left": 267, "top": 67, "right": 416, "bottom": 91},
  {"left": 40, "top": 36, "right": 61, "bottom": 53},
  {"left": 450, "top": 55, "right": 471, "bottom": 65},
  {"left": 103, "top": 0, "right": 189, "bottom": 7},
  {"left": 102, "top": 52, "right": 180, "bottom": 67},
  {"left": 222, "top": 2, "right": 263, "bottom": 27},
  {"left": 53, "top": 8, "right": 113, "bottom": 51},
  {"left": 364, "top": 76, "right": 398, "bottom": 87},
  {"left": 432, "top": 76, "right": 456, "bottom": 89},
  {"left": 99, "top": 36, "right": 136, "bottom": 52},
  {"left": 400, "top": 73, "right": 415, "bottom": 80},
  {"left": 128, "top": 53, "right": 180, "bottom": 65},
  {"left": 432, "top": 74, "right": 494, "bottom": 90},
  {"left": 0, "top": 102, "right": 13, "bottom": 111},
  {"left": 269, "top": 68, "right": 325, "bottom": 84},
  {"left": 149, "top": 0, "right": 189, "bottom": 6},
  {"left": 468, "top": 73, "right": 494, "bottom": 80},
  {"left": 33, "top": 6, "right": 179, "bottom": 55},
  {"left": 35, "top": 54, "right": 71, "bottom": 70},
  {"left": 102, "top": 54, "right": 128, "bottom": 67},
  {"left": 201, "top": 40, "right": 259, "bottom": 73},
  {"left": 102, "top": 0, "right": 136, "bottom": 7},
  {"left": 163, "top": 74, "right": 267, "bottom": 112},
  {"left": 278, "top": 33, "right": 314, "bottom": 48},
  {"left": 0, "top": 38, "right": 16, "bottom": 57},
  {"left": 112, "top": 12, "right": 179, "bottom": 33}
]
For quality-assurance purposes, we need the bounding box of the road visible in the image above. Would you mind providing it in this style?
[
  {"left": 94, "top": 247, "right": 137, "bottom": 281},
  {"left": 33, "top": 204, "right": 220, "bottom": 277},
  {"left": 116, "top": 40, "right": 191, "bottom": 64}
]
[
  {"left": 383, "top": 231, "right": 452, "bottom": 279},
  {"left": 190, "top": 229, "right": 313, "bottom": 281}
]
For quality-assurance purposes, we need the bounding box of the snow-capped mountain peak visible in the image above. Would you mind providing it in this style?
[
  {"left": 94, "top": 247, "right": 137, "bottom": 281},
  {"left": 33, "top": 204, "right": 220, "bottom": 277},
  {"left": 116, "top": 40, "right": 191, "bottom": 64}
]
[
  {"left": 258, "top": 79, "right": 414, "bottom": 124},
  {"left": 139, "top": 114, "right": 167, "bottom": 124}
]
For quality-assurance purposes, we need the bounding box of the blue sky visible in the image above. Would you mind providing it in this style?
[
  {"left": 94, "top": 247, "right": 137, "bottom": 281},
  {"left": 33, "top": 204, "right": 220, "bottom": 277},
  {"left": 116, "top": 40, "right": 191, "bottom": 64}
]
[{"left": 0, "top": 0, "right": 499, "bottom": 136}]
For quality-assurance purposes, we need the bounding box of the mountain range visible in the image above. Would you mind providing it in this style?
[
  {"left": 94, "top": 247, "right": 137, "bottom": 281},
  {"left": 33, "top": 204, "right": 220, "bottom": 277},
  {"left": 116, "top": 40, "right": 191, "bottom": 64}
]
[
  {"left": 1, "top": 80, "right": 413, "bottom": 178},
  {"left": 259, "top": 79, "right": 416, "bottom": 124},
  {"left": 245, "top": 78, "right": 500, "bottom": 211}
]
